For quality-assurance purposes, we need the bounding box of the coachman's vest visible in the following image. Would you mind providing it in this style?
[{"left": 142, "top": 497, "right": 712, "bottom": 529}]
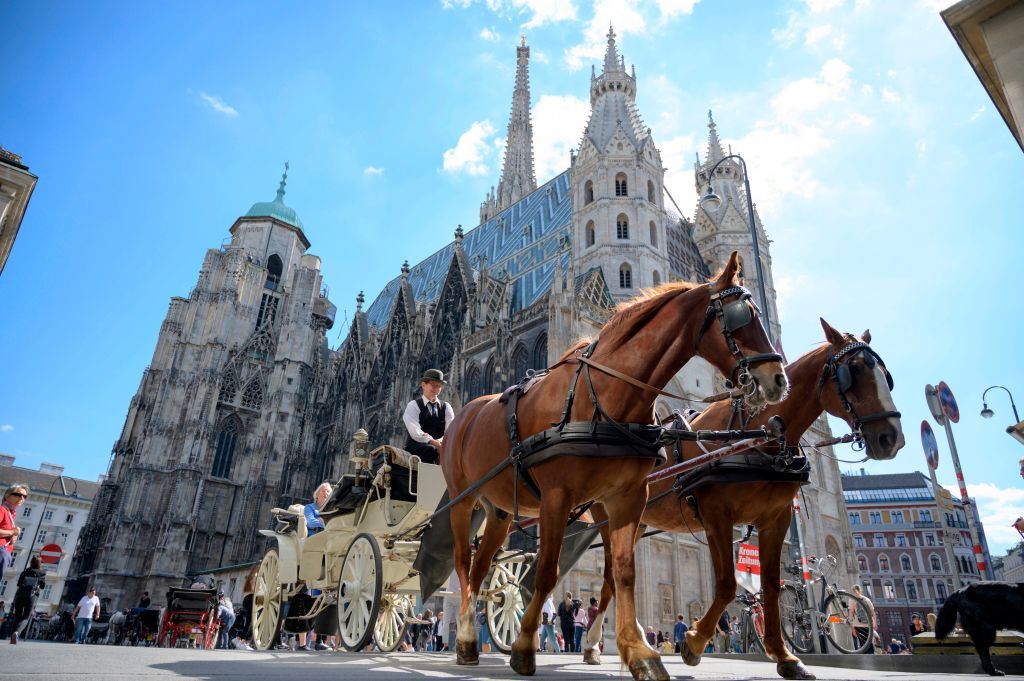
[{"left": 404, "top": 397, "right": 447, "bottom": 463}]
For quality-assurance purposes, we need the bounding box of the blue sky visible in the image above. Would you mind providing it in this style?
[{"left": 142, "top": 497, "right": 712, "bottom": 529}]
[{"left": 2, "top": 1, "right": 1022, "bottom": 552}]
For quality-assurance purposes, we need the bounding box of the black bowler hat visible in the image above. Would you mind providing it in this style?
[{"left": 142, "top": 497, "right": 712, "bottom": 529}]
[{"left": 420, "top": 369, "right": 447, "bottom": 384}]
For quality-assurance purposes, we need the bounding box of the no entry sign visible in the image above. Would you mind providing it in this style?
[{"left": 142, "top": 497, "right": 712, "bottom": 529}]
[{"left": 39, "top": 543, "right": 63, "bottom": 565}]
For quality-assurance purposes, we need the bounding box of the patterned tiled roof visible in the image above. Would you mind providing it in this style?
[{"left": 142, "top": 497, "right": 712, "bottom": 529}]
[{"left": 365, "top": 171, "right": 572, "bottom": 328}]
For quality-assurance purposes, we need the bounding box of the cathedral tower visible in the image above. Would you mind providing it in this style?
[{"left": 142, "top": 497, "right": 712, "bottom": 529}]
[
  {"left": 693, "top": 112, "right": 781, "bottom": 342},
  {"left": 570, "top": 26, "right": 671, "bottom": 300},
  {"left": 481, "top": 37, "right": 538, "bottom": 223}
]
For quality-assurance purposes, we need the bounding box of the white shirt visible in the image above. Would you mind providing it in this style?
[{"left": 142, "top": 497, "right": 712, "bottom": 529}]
[
  {"left": 77, "top": 595, "right": 100, "bottom": 620},
  {"left": 402, "top": 398, "right": 455, "bottom": 444},
  {"left": 542, "top": 597, "right": 556, "bottom": 620}
]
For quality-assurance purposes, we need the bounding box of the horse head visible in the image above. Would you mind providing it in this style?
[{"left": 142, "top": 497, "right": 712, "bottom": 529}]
[
  {"left": 699, "top": 252, "right": 788, "bottom": 407},
  {"left": 819, "top": 318, "right": 905, "bottom": 460}
]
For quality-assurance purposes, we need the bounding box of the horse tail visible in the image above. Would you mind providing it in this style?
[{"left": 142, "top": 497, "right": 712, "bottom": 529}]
[{"left": 935, "top": 592, "right": 961, "bottom": 640}]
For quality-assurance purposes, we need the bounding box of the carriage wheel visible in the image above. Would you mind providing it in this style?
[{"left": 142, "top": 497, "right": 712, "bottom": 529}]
[
  {"left": 337, "top": 533, "right": 383, "bottom": 652},
  {"left": 374, "top": 593, "right": 411, "bottom": 652},
  {"left": 252, "top": 549, "right": 283, "bottom": 650},
  {"left": 485, "top": 556, "right": 529, "bottom": 654},
  {"left": 203, "top": 613, "right": 220, "bottom": 650}
]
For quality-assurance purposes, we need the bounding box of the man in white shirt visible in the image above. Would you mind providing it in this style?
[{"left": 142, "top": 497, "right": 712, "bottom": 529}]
[
  {"left": 72, "top": 587, "right": 101, "bottom": 644},
  {"left": 540, "top": 595, "right": 561, "bottom": 653},
  {"left": 402, "top": 369, "right": 455, "bottom": 465}
]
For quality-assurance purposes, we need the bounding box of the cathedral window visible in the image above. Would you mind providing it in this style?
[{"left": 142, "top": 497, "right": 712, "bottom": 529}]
[
  {"left": 615, "top": 173, "right": 628, "bottom": 197},
  {"left": 256, "top": 294, "right": 279, "bottom": 329},
  {"left": 511, "top": 344, "right": 529, "bottom": 383},
  {"left": 266, "top": 254, "right": 283, "bottom": 291},
  {"left": 241, "top": 379, "right": 264, "bottom": 410},
  {"left": 619, "top": 263, "right": 632, "bottom": 289},
  {"left": 465, "top": 364, "right": 482, "bottom": 400},
  {"left": 484, "top": 356, "right": 497, "bottom": 395},
  {"left": 652, "top": 270, "right": 661, "bottom": 286},
  {"left": 647, "top": 180, "right": 656, "bottom": 203},
  {"left": 649, "top": 221, "right": 657, "bottom": 247},
  {"left": 616, "top": 214, "right": 629, "bottom": 239},
  {"left": 219, "top": 365, "right": 238, "bottom": 403},
  {"left": 585, "top": 221, "right": 595, "bottom": 247},
  {"left": 212, "top": 417, "right": 241, "bottom": 479},
  {"left": 533, "top": 333, "right": 547, "bottom": 370},
  {"left": 584, "top": 180, "right": 594, "bottom": 205}
]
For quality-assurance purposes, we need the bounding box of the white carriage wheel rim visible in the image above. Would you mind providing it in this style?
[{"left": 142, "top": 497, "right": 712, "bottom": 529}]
[
  {"left": 253, "top": 551, "right": 281, "bottom": 649},
  {"left": 374, "top": 595, "right": 408, "bottom": 651},
  {"left": 488, "top": 560, "right": 526, "bottom": 652},
  {"left": 339, "top": 536, "right": 378, "bottom": 647}
]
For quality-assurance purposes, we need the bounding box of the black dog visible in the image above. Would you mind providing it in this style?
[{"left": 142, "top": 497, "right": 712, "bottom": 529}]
[{"left": 935, "top": 582, "right": 1024, "bottom": 676}]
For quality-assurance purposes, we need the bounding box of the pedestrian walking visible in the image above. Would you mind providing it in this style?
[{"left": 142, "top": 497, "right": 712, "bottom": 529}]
[
  {"left": 540, "top": 595, "right": 560, "bottom": 653},
  {"left": 557, "top": 592, "right": 575, "bottom": 652},
  {"left": 0, "top": 600, "right": 6, "bottom": 639},
  {"left": 715, "top": 611, "right": 730, "bottom": 653},
  {"left": 9, "top": 556, "right": 45, "bottom": 643},
  {"left": 0, "top": 485, "right": 28, "bottom": 582},
  {"left": 850, "top": 584, "right": 876, "bottom": 653},
  {"left": 217, "top": 592, "right": 235, "bottom": 649},
  {"left": 572, "top": 599, "right": 588, "bottom": 653},
  {"left": 433, "top": 610, "right": 445, "bottom": 652},
  {"left": 672, "top": 614, "right": 688, "bottom": 654},
  {"left": 645, "top": 626, "right": 657, "bottom": 648},
  {"left": 72, "top": 587, "right": 101, "bottom": 644}
]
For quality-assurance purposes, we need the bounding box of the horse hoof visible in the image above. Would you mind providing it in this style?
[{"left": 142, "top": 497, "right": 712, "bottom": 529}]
[
  {"left": 509, "top": 649, "right": 536, "bottom": 676},
  {"left": 583, "top": 647, "right": 601, "bottom": 665},
  {"left": 456, "top": 640, "right": 479, "bottom": 666},
  {"left": 681, "top": 642, "right": 702, "bottom": 667},
  {"left": 777, "top": 660, "right": 816, "bottom": 680},
  {"left": 628, "top": 657, "right": 670, "bottom": 681}
]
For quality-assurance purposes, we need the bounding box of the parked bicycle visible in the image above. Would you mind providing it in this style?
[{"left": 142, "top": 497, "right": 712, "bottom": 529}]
[
  {"left": 779, "top": 554, "right": 873, "bottom": 654},
  {"left": 735, "top": 590, "right": 765, "bottom": 654}
]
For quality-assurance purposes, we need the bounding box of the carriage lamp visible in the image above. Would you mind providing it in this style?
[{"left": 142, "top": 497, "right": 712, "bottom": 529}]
[
  {"left": 980, "top": 386, "right": 1024, "bottom": 446},
  {"left": 350, "top": 429, "right": 370, "bottom": 467}
]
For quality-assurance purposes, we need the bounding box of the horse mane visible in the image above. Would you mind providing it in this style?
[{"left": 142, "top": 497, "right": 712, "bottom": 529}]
[
  {"left": 600, "top": 280, "right": 704, "bottom": 343},
  {"left": 556, "top": 339, "right": 591, "bottom": 362}
]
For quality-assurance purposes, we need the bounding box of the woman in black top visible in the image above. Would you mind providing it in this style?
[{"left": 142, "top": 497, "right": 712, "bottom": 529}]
[{"left": 10, "top": 556, "right": 45, "bottom": 643}]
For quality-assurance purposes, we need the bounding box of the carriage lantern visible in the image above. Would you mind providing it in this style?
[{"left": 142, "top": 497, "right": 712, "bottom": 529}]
[{"left": 350, "top": 429, "right": 370, "bottom": 468}]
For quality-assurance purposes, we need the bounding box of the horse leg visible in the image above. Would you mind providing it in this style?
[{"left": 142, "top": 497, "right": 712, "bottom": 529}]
[
  {"left": 603, "top": 488, "right": 669, "bottom": 681},
  {"left": 451, "top": 495, "right": 481, "bottom": 665},
  {"left": 682, "top": 512, "right": 735, "bottom": 667},
  {"left": 759, "top": 506, "right": 815, "bottom": 680},
  {"left": 583, "top": 504, "right": 613, "bottom": 665}
]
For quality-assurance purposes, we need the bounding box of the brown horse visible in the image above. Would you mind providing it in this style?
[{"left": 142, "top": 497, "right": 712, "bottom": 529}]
[
  {"left": 583, "top": 319, "right": 904, "bottom": 679},
  {"left": 441, "top": 252, "right": 789, "bottom": 680}
]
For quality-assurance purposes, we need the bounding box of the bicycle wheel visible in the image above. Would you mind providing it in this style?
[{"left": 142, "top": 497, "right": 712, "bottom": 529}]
[
  {"left": 743, "top": 612, "right": 765, "bottom": 654},
  {"left": 822, "top": 590, "right": 872, "bottom": 654},
  {"left": 779, "top": 585, "right": 813, "bottom": 654}
]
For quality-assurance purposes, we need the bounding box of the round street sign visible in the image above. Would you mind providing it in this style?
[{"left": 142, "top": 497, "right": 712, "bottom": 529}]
[
  {"left": 39, "top": 543, "right": 63, "bottom": 565},
  {"left": 921, "top": 420, "right": 940, "bottom": 470},
  {"left": 937, "top": 381, "right": 959, "bottom": 423}
]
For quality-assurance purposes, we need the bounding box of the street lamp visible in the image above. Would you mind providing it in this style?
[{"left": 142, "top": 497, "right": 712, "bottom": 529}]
[
  {"left": 980, "top": 385, "right": 1024, "bottom": 446},
  {"left": 699, "top": 154, "right": 773, "bottom": 344}
]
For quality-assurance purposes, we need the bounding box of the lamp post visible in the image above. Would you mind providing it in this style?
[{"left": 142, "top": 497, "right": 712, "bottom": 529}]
[
  {"left": 980, "top": 385, "right": 1024, "bottom": 446},
  {"left": 24, "top": 475, "right": 78, "bottom": 566},
  {"left": 699, "top": 153, "right": 773, "bottom": 344}
]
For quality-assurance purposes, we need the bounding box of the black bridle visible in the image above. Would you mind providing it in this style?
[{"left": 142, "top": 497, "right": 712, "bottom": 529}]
[
  {"left": 695, "top": 286, "right": 783, "bottom": 396},
  {"left": 820, "top": 341, "right": 900, "bottom": 445}
]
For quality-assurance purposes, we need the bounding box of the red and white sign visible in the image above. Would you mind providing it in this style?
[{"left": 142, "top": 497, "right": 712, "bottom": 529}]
[
  {"left": 39, "top": 544, "right": 63, "bottom": 565},
  {"left": 736, "top": 543, "right": 761, "bottom": 592}
]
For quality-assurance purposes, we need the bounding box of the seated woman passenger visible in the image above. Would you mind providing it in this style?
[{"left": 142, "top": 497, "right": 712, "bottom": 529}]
[{"left": 303, "top": 483, "right": 332, "bottom": 536}]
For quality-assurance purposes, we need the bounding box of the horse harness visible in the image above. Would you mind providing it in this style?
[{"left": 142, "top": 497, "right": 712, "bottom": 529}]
[{"left": 820, "top": 341, "right": 900, "bottom": 447}]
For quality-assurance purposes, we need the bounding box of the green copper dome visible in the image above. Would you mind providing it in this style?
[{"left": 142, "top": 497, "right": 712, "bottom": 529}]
[{"left": 245, "top": 163, "right": 303, "bottom": 229}]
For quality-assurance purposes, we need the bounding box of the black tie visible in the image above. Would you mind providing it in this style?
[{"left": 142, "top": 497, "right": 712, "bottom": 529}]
[{"left": 430, "top": 403, "right": 437, "bottom": 418}]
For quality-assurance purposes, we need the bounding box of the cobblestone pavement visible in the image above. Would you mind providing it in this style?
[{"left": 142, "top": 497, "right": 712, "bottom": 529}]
[{"left": 0, "top": 642, "right": 986, "bottom": 680}]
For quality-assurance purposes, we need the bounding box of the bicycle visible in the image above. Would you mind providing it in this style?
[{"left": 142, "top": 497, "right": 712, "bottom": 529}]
[
  {"left": 736, "top": 590, "right": 765, "bottom": 654},
  {"left": 779, "top": 554, "right": 874, "bottom": 654}
]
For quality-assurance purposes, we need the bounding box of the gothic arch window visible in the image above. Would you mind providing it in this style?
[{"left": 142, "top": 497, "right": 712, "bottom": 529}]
[
  {"left": 647, "top": 179, "right": 656, "bottom": 203},
  {"left": 532, "top": 334, "right": 548, "bottom": 370},
  {"left": 511, "top": 344, "right": 529, "bottom": 382},
  {"left": 586, "top": 220, "right": 595, "bottom": 248},
  {"left": 652, "top": 270, "right": 661, "bottom": 286},
  {"left": 619, "top": 263, "right": 633, "bottom": 289},
  {"left": 584, "top": 180, "right": 594, "bottom": 205},
  {"left": 212, "top": 416, "right": 241, "bottom": 479},
  {"left": 465, "top": 363, "right": 482, "bottom": 400},
  {"left": 616, "top": 214, "right": 629, "bottom": 240},
  {"left": 484, "top": 355, "right": 497, "bottom": 394},
  {"left": 929, "top": 554, "right": 942, "bottom": 572},
  {"left": 900, "top": 554, "right": 912, "bottom": 572},
  {"left": 649, "top": 221, "right": 658, "bottom": 247},
  {"left": 857, "top": 554, "right": 868, "bottom": 572},
  {"left": 241, "top": 378, "right": 264, "bottom": 410},
  {"left": 615, "top": 173, "right": 628, "bottom": 197},
  {"left": 878, "top": 554, "right": 890, "bottom": 573},
  {"left": 936, "top": 581, "right": 947, "bottom": 599},
  {"left": 266, "top": 254, "right": 283, "bottom": 290},
  {"left": 906, "top": 581, "right": 918, "bottom": 600},
  {"left": 219, "top": 365, "right": 238, "bottom": 403}
]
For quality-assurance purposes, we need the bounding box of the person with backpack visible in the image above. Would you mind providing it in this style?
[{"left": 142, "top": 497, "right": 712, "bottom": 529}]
[{"left": 9, "top": 556, "right": 44, "bottom": 643}]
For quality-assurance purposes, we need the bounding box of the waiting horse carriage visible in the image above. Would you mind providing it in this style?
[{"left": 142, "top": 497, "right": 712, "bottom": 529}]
[{"left": 157, "top": 587, "right": 221, "bottom": 649}]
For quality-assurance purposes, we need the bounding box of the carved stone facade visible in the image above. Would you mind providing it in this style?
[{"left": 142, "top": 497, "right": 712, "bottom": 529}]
[{"left": 0, "top": 145, "right": 38, "bottom": 277}]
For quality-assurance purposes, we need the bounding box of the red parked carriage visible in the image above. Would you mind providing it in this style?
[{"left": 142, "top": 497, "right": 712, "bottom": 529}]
[{"left": 157, "top": 587, "right": 221, "bottom": 649}]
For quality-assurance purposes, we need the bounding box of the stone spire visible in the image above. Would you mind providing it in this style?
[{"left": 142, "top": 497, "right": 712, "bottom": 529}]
[
  {"left": 704, "top": 111, "right": 724, "bottom": 166},
  {"left": 603, "top": 24, "right": 624, "bottom": 74},
  {"left": 275, "top": 161, "right": 289, "bottom": 202},
  {"left": 481, "top": 37, "right": 537, "bottom": 223},
  {"left": 583, "top": 23, "right": 644, "bottom": 149}
]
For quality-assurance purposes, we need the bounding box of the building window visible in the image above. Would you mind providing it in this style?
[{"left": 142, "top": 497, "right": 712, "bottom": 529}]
[
  {"left": 929, "top": 554, "right": 942, "bottom": 572},
  {"left": 896, "top": 534, "right": 907, "bottom": 547},
  {"left": 616, "top": 214, "right": 629, "bottom": 239},
  {"left": 42, "top": 510, "right": 53, "bottom": 521},
  {"left": 484, "top": 356, "right": 497, "bottom": 394},
  {"left": 219, "top": 365, "right": 239, "bottom": 403},
  {"left": 212, "top": 417, "right": 241, "bottom": 479},
  {"left": 883, "top": 582, "right": 896, "bottom": 599},
  {"left": 879, "top": 555, "right": 890, "bottom": 572},
  {"left": 511, "top": 344, "right": 529, "bottom": 383},
  {"left": 586, "top": 220, "right": 595, "bottom": 247},
  {"left": 874, "top": 534, "right": 886, "bottom": 547},
  {"left": 869, "top": 511, "right": 881, "bottom": 524},
  {"left": 936, "top": 581, "right": 947, "bottom": 599},
  {"left": 647, "top": 179, "right": 656, "bottom": 203},
  {"left": 858, "top": 555, "right": 868, "bottom": 571},
  {"left": 584, "top": 180, "right": 594, "bottom": 205},
  {"left": 36, "top": 530, "right": 47, "bottom": 544},
  {"left": 649, "top": 221, "right": 657, "bottom": 247},
  {"left": 893, "top": 510, "right": 904, "bottom": 524},
  {"left": 854, "top": 535, "right": 865, "bottom": 548},
  {"left": 849, "top": 512, "right": 862, "bottom": 526},
  {"left": 925, "top": 533, "right": 936, "bottom": 546},
  {"left": 465, "top": 364, "right": 482, "bottom": 400},
  {"left": 65, "top": 513, "right": 74, "bottom": 524},
  {"left": 241, "top": 379, "right": 264, "bottom": 410},
  {"left": 532, "top": 334, "right": 548, "bottom": 371},
  {"left": 59, "top": 532, "right": 68, "bottom": 543},
  {"left": 21, "top": 507, "right": 31, "bottom": 518},
  {"left": 619, "top": 264, "right": 633, "bottom": 289},
  {"left": 266, "top": 253, "right": 283, "bottom": 290},
  {"left": 652, "top": 270, "right": 660, "bottom": 286},
  {"left": 900, "top": 555, "right": 912, "bottom": 571},
  {"left": 615, "top": 173, "right": 628, "bottom": 197},
  {"left": 920, "top": 509, "right": 933, "bottom": 523},
  {"left": 906, "top": 581, "right": 918, "bottom": 600},
  {"left": 256, "top": 293, "right": 279, "bottom": 330}
]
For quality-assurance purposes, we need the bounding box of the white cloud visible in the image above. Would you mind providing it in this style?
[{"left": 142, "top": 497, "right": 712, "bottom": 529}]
[
  {"left": 480, "top": 27, "right": 501, "bottom": 41},
  {"left": 881, "top": 87, "right": 901, "bottom": 103},
  {"left": 805, "top": 0, "right": 844, "bottom": 11},
  {"left": 731, "top": 123, "right": 831, "bottom": 216},
  {"left": 659, "top": 134, "right": 697, "bottom": 206},
  {"left": 656, "top": 0, "right": 700, "bottom": 21},
  {"left": 533, "top": 50, "right": 550, "bottom": 64},
  {"left": 917, "top": 0, "right": 948, "bottom": 11},
  {"left": 363, "top": 166, "right": 385, "bottom": 176},
  {"left": 532, "top": 94, "right": 590, "bottom": 181},
  {"left": 199, "top": 93, "right": 239, "bottom": 118},
  {"left": 943, "top": 481, "right": 1024, "bottom": 554},
  {"left": 564, "top": 0, "right": 647, "bottom": 71},
  {"left": 839, "top": 112, "right": 873, "bottom": 129},
  {"left": 0, "top": 424, "right": 12, "bottom": 433},
  {"left": 448, "top": 0, "right": 577, "bottom": 28},
  {"left": 969, "top": 105, "right": 985, "bottom": 122},
  {"left": 774, "top": 273, "right": 811, "bottom": 314},
  {"left": 804, "top": 24, "right": 833, "bottom": 46},
  {"left": 770, "top": 58, "right": 853, "bottom": 120},
  {"left": 442, "top": 120, "right": 497, "bottom": 176},
  {"left": 916, "top": 139, "right": 928, "bottom": 154}
]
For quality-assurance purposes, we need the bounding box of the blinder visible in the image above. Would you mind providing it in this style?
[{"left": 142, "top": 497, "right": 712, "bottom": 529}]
[
  {"left": 695, "top": 286, "right": 782, "bottom": 393},
  {"left": 721, "top": 299, "right": 754, "bottom": 334},
  {"left": 822, "top": 341, "right": 900, "bottom": 447}
]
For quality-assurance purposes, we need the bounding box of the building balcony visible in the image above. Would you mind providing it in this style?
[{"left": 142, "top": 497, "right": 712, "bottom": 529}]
[{"left": 913, "top": 521, "right": 941, "bottom": 529}]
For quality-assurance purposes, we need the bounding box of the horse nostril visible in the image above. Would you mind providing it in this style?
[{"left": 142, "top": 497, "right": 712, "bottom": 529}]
[
  {"left": 774, "top": 373, "right": 787, "bottom": 388},
  {"left": 879, "top": 433, "right": 893, "bottom": 450}
]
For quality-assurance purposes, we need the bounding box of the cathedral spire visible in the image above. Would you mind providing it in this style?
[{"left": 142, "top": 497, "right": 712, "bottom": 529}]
[
  {"left": 603, "top": 24, "right": 623, "bottom": 74},
  {"left": 275, "top": 161, "right": 289, "bottom": 203},
  {"left": 493, "top": 37, "right": 537, "bottom": 215},
  {"left": 705, "top": 111, "right": 724, "bottom": 166}
]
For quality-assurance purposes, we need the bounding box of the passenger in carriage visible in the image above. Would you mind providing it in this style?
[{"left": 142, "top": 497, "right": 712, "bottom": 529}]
[
  {"left": 303, "top": 483, "right": 332, "bottom": 536},
  {"left": 402, "top": 369, "right": 454, "bottom": 466}
]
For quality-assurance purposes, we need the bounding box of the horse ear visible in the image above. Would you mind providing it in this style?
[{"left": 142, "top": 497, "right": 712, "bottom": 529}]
[
  {"left": 714, "top": 251, "right": 741, "bottom": 291},
  {"left": 820, "top": 317, "right": 845, "bottom": 347},
  {"left": 862, "top": 329, "right": 872, "bottom": 344}
]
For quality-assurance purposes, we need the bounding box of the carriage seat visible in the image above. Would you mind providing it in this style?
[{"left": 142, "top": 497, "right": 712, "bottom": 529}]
[
  {"left": 271, "top": 505, "right": 308, "bottom": 538},
  {"left": 320, "top": 474, "right": 372, "bottom": 517},
  {"left": 165, "top": 588, "right": 217, "bottom": 614}
]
